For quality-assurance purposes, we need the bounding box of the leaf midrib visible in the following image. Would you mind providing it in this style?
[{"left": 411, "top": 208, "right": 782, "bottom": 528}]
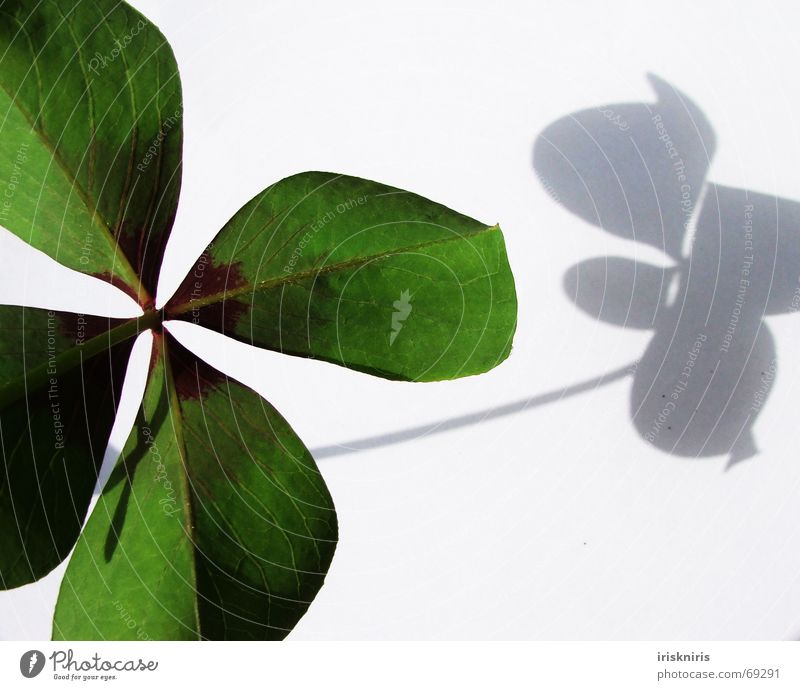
[
  {"left": 168, "top": 223, "right": 500, "bottom": 314},
  {"left": 159, "top": 333, "right": 203, "bottom": 640},
  {"left": 0, "top": 59, "right": 148, "bottom": 304}
]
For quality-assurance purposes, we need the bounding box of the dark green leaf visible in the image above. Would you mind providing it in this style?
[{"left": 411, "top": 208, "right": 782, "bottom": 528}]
[
  {"left": 0, "top": 0, "right": 183, "bottom": 302},
  {"left": 167, "top": 172, "right": 517, "bottom": 381},
  {"left": 53, "top": 333, "right": 338, "bottom": 640},
  {"left": 0, "top": 305, "right": 132, "bottom": 588}
]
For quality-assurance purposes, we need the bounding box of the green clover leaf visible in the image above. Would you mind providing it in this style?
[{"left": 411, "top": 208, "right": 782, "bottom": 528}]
[{"left": 0, "top": 0, "right": 517, "bottom": 640}]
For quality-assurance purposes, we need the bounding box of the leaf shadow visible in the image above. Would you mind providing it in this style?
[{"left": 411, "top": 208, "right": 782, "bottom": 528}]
[
  {"left": 313, "top": 74, "right": 800, "bottom": 469},
  {"left": 534, "top": 73, "right": 800, "bottom": 467},
  {"left": 101, "top": 386, "right": 169, "bottom": 562}
]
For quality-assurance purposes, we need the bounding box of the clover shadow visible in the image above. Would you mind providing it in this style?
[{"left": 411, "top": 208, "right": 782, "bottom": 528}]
[
  {"left": 534, "top": 73, "right": 800, "bottom": 466},
  {"left": 314, "top": 75, "right": 800, "bottom": 469}
]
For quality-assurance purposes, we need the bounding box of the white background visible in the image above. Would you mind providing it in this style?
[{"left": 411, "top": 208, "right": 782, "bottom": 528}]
[{"left": 2, "top": 0, "right": 800, "bottom": 640}]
